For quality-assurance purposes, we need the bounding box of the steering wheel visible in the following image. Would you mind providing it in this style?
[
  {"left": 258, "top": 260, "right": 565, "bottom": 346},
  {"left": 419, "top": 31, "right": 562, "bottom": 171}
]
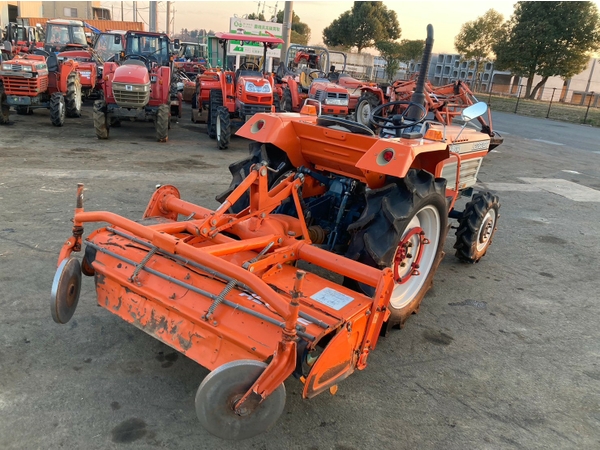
[
  {"left": 369, "top": 100, "right": 428, "bottom": 130},
  {"left": 239, "top": 62, "right": 259, "bottom": 71},
  {"left": 309, "top": 70, "right": 327, "bottom": 79},
  {"left": 125, "top": 54, "right": 150, "bottom": 65}
]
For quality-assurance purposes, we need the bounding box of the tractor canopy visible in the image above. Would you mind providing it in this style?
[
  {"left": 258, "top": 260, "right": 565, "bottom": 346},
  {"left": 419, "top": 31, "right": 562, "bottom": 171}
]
[{"left": 45, "top": 19, "right": 88, "bottom": 53}]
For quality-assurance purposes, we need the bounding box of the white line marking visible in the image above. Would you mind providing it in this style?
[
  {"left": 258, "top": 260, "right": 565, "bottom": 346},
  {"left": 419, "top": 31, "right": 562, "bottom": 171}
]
[
  {"left": 533, "top": 139, "right": 564, "bottom": 146},
  {"left": 520, "top": 178, "right": 600, "bottom": 202}
]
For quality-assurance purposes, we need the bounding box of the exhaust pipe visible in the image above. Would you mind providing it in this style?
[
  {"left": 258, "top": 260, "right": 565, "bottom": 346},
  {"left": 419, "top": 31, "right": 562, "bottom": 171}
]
[{"left": 406, "top": 24, "right": 434, "bottom": 121}]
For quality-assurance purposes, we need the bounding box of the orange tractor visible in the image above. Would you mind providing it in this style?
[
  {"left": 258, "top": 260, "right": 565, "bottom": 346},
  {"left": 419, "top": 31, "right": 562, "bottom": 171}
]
[
  {"left": 0, "top": 49, "right": 81, "bottom": 125},
  {"left": 276, "top": 45, "right": 350, "bottom": 116},
  {"left": 52, "top": 25, "right": 501, "bottom": 439},
  {"left": 201, "top": 32, "right": 283, "bottom": 149},
  {"left": 93, "top": 31, "right": 180, "bottom": 142}
]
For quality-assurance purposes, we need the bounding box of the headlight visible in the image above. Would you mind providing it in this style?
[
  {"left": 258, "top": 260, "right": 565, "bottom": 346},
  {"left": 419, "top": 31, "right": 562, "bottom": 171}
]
[
  {"left": 245, "top": 81, "right": 271, "bottom": 93},
  {"left": 1, "top": 63, "right": 11, "bottom": 71},
  {"left": 22, "top": 65, "right": 32, "bottom": 72},
  {"left": 324, "top": 98, "right": 349, "bottom": 106}
]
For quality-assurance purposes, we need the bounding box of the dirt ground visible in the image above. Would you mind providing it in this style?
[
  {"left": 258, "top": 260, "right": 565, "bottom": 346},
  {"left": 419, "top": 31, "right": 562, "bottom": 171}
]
[{"left": 1, "top": 103, "right": 600, "bottom": 450}]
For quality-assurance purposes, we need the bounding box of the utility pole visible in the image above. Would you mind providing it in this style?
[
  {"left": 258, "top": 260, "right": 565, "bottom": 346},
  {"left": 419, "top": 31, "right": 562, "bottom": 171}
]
[
  {"left": 133, "top": 1, "right": 137, "bottom": 22},
  {"left": 166, "top": 1, "right": 171, "bottom": 36},
  {"left": 149, "top": 1, "right": 157, "bottom": 32},
  {"left": 281, "top": 1, "right": 293, "bottom": 61},
  {"left": 121, "top": 1, "right": 124, "bottom": 21}
]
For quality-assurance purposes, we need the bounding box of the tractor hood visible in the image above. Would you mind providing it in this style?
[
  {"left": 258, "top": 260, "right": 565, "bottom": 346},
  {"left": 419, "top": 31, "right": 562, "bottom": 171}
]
[{"left": 113, "top": 63, "right": 150, "bottom": 85}]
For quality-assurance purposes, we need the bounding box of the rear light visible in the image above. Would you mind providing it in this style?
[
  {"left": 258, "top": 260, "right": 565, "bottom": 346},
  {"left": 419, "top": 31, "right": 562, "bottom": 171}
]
[
  {"left": 250, "top": 120, "right": 266, "bottom": 133},
  {"left": 377, "top": 148, "right": 395, "bottom": 165}
]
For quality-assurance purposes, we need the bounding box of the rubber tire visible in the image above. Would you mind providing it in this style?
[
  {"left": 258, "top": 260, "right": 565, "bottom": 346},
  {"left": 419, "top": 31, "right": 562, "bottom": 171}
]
[
  {"left": 273, "top": 93, "right": 281, "bottom": 112},
  {"left": 354, "top": 92, "right": 380, "bottom": 129},
  {"left": 216, "top": 106, "right": 231, "bottom": 149},
  {"left": 454, "top": 191, "right": 500, "bottom": 263},
  {"left": 346, "top": 169, "right": 448, "bottom": 329},
  {"left": 93, "top": 100, "right": 109, "bottom": 139},
  {"left": 49, "top": 93, "right": 65, "bottom": 127},
  {"left": 16, "top": 106, "right": 33, "bottom": 115},
  {"left": 0, "top": 82, "right": 9, "bottom": 124},
  {"left": 208, "top": 89, "right": 222, "bottom": 139},
  {"left": 65, "top": 73, "right": 82, "bottom": 118},
  {"left": 281, "top": 87, "right": 293, "bottom": 112},
  {"left": 156, "top": 104, "right": 169, "bottom": 142}
]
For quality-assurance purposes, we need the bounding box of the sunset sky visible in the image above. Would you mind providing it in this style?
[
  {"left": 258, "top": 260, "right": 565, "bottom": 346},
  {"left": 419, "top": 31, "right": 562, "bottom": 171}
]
[{"left": 100, "top": 1, "right": 563, "bottom": 54}]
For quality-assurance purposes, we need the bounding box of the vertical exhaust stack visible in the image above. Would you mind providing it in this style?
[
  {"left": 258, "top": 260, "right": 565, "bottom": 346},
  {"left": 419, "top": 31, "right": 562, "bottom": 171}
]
[{"left": 406, "top": 24, "right": 434, "bottom": 121}]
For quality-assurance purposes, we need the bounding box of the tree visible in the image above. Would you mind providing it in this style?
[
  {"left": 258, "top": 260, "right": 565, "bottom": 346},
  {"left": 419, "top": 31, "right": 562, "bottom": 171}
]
[
  {"left": 276, "top": 10, "right": 311, "bottom": 45},
  {"left": 375, "top": 40, "right": 402, "bottom": 81},
  {"left": 323, "top": 2, "right": 401, "bottom": 53},
  {"left": 397, "top": 39, "right": 425, "bottom": 76},
  {"left": 247, "top": 13, "right": 266, "bottom": 21},
  {"left": 454, "top": 9, "right": 504, "bottom": 88},
  {"left": 494, "top": 1, "right": 600, "bottom": 99}
]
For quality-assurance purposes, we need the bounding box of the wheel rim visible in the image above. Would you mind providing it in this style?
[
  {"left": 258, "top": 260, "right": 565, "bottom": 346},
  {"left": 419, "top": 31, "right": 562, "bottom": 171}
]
[
  {"left": 358, "top": 101, "right": 371, "bottom": 125},
  {"left": 477, "top": 208, "right": 497, "bottom": 252},
  {"left": 59, "top": 100, "right": 65, "bottom": 120},
  {"left": 216, "top": 114, "right": 221, "bottom": 140},
  {"left": 75, "top": 83, "right": 82, "bottom": 111},
  {"left": 390, "top": 204, "right": 441, "bottom": 309}
]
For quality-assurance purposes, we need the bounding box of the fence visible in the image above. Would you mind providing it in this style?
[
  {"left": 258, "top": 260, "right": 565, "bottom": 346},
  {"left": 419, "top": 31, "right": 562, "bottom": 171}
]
[{"left": 473, "top": 82, "right": 600, "bottom": 127}]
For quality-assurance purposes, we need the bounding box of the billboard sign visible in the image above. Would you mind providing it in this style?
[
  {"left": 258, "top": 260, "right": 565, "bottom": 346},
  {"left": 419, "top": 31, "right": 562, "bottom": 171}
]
[{"left": 228, "top": 17, "right": 282, "bottom": 58}]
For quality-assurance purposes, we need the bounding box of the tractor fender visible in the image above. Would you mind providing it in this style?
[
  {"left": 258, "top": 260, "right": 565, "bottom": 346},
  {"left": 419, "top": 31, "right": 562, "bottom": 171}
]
[
  {"left": 236, "top": 113, "right": 312, "bottom": 169},
  {"left": 355, "top": 138, "right": 449, "bottom": 187},
  {"left": 155, "top": 66, "right": 171, "bottom": 105},
  {"left": 360, "top": 85, "right": 385, "bottom": 104},
  {"left": 58, "top": 59, "right": 78, "bottom": 93}
]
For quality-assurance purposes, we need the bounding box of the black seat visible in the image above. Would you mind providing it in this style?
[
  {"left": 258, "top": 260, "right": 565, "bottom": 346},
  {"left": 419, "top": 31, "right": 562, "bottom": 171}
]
[
  {"left": 33, "top": 48, "right": 50, "bottom": 58},
  {"left": 46, "top": 53, "right": 59, "bottom": 73}
]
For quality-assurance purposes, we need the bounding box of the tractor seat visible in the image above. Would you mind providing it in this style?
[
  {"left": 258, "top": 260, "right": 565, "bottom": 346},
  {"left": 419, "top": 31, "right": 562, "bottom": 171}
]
[
  {"left": 299, "top": 71, "right": 311, "bottom": 90},
  {"left": 46, "top": 53, "right": 59, "bottom": 73},
  {"left": 33, "top": 48, "right": 50, "bottom": 58},
  {"left": 122, "top": 59, "right": 146, "bottom": 67},
  {"left": 316, "top": 116, "right": 375, "bottom": 136}
]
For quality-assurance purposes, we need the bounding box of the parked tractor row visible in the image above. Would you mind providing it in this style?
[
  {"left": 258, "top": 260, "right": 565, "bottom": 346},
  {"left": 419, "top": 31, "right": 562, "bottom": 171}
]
[{"left": 49, "top": 25, "right": 503, "bottom": 440}]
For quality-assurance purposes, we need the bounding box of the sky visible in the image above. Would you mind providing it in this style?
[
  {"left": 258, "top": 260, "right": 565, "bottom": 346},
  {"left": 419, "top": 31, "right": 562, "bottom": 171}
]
[{"left": 99, "top": 1, "right": 565, "bottom": 54}]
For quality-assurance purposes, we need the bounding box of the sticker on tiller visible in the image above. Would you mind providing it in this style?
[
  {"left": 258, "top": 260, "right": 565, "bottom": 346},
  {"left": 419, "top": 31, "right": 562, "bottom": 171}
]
[{"left": 310, "top": 288, "right": 354, "bottom": 310}]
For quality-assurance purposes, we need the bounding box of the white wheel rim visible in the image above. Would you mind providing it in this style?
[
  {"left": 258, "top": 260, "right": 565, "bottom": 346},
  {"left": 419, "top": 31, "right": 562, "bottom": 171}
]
[
  {"left": 59, "top": 100, "right": 64, "bottom": 119},
  {"left": 359, "top": 102, "right": 371, "bottom": 125},
  {"left": 75, "top": 83, "right": 82, "bottom": 111},
  {"left": 477, "top": 208, "right": 497, "bottom": 252},
  {"left": 390, "top": 204, "right": 441, "bottom": 309},
  {"left": 216, "top": 114, "right": 221, "bottom": 140}
]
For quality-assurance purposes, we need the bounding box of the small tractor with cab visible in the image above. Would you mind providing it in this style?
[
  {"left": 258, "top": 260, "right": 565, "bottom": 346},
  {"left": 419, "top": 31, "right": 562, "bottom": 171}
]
[
  {"left": 201, "top": 32, "right": 283, "bottom": 149},
  {"left": 0, "top": 48, "right": 82, "bottom": 125},
  {"left": 52, "top": 25, "right": 501, "bottom": 440},
  {"left": 93, "top": 31, "right": 180, "bottom": 142}
]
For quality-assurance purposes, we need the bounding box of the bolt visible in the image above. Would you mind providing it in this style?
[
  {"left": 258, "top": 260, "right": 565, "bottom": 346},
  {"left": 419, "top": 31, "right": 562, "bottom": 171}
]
[
  {"left": 407, "top": 253, "right": 413, "bottom": 258},
  {"left": 278, "top": 238, "right": 283, "bottom": 244},
  {"left": 210, "top": 219, "right": 217, "bottom": 226},
  {"left": 400, "top": 262, "right": 406, "bottom": 267},
  {"left": 202, "top": 228, "right": 208, "bottom": 234},
  {"left": 249, "top": 266, "right": 254, "bottom": 272},
  {"left": 212, "top": 320, "right": 218, "bottom": 326}
]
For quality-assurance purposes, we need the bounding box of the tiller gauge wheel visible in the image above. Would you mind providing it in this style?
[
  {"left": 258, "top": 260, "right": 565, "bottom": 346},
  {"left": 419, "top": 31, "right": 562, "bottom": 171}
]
[
  {"left": 50, "top": 257, "right": 82, "bottom": 324},
  {"left": 195, "top": 360, "right": 286, "bottom": 440}
]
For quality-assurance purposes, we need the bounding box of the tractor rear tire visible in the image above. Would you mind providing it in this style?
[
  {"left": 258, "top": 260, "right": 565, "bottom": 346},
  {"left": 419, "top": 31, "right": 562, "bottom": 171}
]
[
  {"left": 216, "top": 106, "right": 231, "bottom": 149},
  {"left": 345, "top": 169, "right": 447, "bottom": 329},
  {"left": 65, "top": 73, "right": 82, "bottom": 118},
  {"left": 156, "top": 104, "right": 169, "bottom": 142},
  {"left": 16, "top": 106, "right": 33, "bottom": 115},
  {"left": 93, "top": 100, "right": 109, "bottom": 139},
  {"left": 354, "top": 92, "right": 380, "bottom": 128},
  {"left": 454, "top": 191, "right": 500, "bottom": 263},
  {"left": 281, "top": 88, "right": 293, "bottom": 112},
  {"left": 50, "top": 93, "right": 65, "bottom": 127},
  {"left": 208, "top": 89, "right": 222, "bottom": 139},
  {"left": 0, "top": 82, "right": 9, "bottom": 124}
]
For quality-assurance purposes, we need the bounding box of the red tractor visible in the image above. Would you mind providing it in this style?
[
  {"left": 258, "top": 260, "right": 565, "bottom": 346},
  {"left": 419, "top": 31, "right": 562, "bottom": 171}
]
[
  {"left": 174, "top": 41, "right": 207, "bottom": 78},
  {"left": 93, "top": 31, "right": 180, "bottom": 142},
  {"left": 276, "top": 45, "right": 350, "bottom": 117},
  {"left": 0, "top": 49, "right": 82, "bottom": 125},
  {"left": 1, "top": 22, "right": 45, "bottom": 58},
  {"left": 201, "top": 32, "right": 283, "bottom": 149}
]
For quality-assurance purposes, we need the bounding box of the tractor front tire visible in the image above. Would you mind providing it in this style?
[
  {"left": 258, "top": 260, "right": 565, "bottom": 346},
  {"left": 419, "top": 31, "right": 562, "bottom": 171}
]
[
  {"left": 354, "top": 92, "right": 380, "bottom": 128},
  {"left": 0, "top": 82, "right": 9, "bottom": 124},
  {"left": 50, "top": 93, "right": 65, "bottom": 127},
  {"left": 156, "top": 104, "right": 169, "bottom": 142},
  {"left": 273, "top": 93, "right": 281, "bottom": 112},
  {"left": 454, "top": 191, "right": 500, "bottom": 263},
  {"left": 208, "top": 89, "right": 222, "bottom": 139},
  {"left": 281, "top": 88, "right": 293, "bottom": 112},
  {"left": 216, "top": 106, "right": 231, "bottom": 149},
  {"left": 93, "top": 100, "right": 109, "bottom": 139},
  {"left": 65, "top": 73, "right": 82, "bottom": 118},
  {"left": 346, "top": 169, "right": 448, "bottom": 329}
]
